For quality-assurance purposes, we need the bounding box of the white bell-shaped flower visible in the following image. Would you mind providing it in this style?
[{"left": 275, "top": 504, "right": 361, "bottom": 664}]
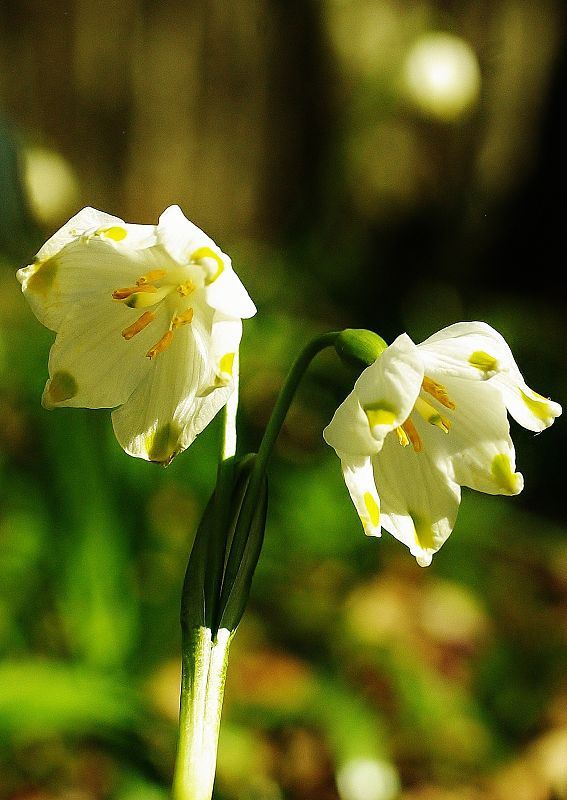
[
  {"left": 17, "top": 205, "right": 256, "bottom": 464},
  {"left": 324, "top": 322, "right": 561, "bottom": 566}
]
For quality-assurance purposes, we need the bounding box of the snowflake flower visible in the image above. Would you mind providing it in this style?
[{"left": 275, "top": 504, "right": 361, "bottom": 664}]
[
  {"left": 17, "top": 205, "right": 256, "bottom": 463},
  {"left": 324, "top": 322, "right": 561, "bottom": 566}
]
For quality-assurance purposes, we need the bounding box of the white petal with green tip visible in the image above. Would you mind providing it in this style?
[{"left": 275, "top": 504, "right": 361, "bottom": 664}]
[
  {"left": 355, "top": 333, "right": 423, "bottom": 440},
  {"left": 338, "top": 453, "right": 382, "bottom": 537},
  {"left": 111, "top": 322, "right": 229, "bottom": 463},
  {"left": 373, "top": 432, "right": 461, "bottom": 567},
  {"left": 42, "top": 294, "right": 163, "bottom": 409},
  {"left": 324, "top": 391, "right": 382, "bottom": 456}
]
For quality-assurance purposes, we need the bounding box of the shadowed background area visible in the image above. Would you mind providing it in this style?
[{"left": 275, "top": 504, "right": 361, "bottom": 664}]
[{"left": 1, "top": 1, "right": 566, "bottom": 798}]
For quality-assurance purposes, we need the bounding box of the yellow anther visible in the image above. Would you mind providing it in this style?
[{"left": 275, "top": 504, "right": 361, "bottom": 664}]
[
  {"left": 146, "top": 330, "right": 173, "bottom": 359},
  {"left": 121, "top": 310, "right": 156, "bottom": 340},
  {"left": 172, "top": 307, "right": 194, "bottom": 327},
  {"left": 414, "top": 396, "right": 451, "bottom": 433},
  {"left": 136, "top": 269, "right": 167, "bottom": 286},
  {"left": 422, "top": 376, "right": 456, "bottom": 410},
  {"left": 401, "top": 418, "right": 422, "bottom": 453},
  {"left": 396, "top": 426, "right": 410, "bottom": 447},
  {"left": 177, "top": 281, "right": 196, "bottom": 297},
  {"left": 112, "top": 284, "right": 158, "bottom": 300}
]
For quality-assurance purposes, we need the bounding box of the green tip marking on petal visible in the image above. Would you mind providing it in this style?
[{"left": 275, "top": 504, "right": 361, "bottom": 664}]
[
  {"left": 45, "top": 371, "right": 78, "bottom": 404},
  {"left": 520, "top": 388, "right": 555, "bottom": 423},
  {"left": 363, "top": 492, "right": 380, "bottom": 528},
  {"left": 364, "top": 402, "right": 397, "bottom": 428},
  {"left": 146, "top": 422, "right": 181, "bottom": 464},
  {"left": 191, "top": 246, "right": 225, "bottom": 284},
  {"left": 410, "top": 510, "right": 436, "bottom": 553},
  {"left": 491, "top": 453, "right": 521, "bottom": 494},
  {"left": 97, "top": 226, "right": 128, "bottom": 241},
  {"left": 27, "top": 257, "right": 58, "bottom": 295},
  {"left": 219, "top": 352, "right": 235, "bottom": 376},
  {"left": 469, "top": 350, "right": 498, "bottom": 373}
]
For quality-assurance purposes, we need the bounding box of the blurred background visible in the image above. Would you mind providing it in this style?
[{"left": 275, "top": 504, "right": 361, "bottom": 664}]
[{"left": 1, "top": 1, "right": 566, "bottom": 798}]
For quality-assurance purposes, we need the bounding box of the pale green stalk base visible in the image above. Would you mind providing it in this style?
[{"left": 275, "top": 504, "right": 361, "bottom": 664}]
[{"left": 173, "top": 626, "right": 233, "bottom": 800}]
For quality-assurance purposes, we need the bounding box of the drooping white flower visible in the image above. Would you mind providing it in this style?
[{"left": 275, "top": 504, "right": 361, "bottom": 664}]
[
  {"left": 324, "top": 322, "right": 562, "bottom": 566},
  {"left": 17, "top": 205, "right": 256, "bottom": 463}
]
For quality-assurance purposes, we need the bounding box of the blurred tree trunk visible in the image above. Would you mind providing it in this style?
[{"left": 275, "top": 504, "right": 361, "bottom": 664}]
[
  {"left": 0, "top": 0, "right": 333, "bottom": 242},
  {"left": 123, "top": 0, "right": 332, "bottom": 241}
]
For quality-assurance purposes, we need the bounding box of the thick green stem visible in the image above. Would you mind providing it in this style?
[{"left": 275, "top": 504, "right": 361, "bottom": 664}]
[
  {"left": 203, "top": 354, "right": 240, "bottom": 626},
  {"left": 173, "top": 334, "right": 341, "bottom": 796},
  {"left": 174, "top": 358, "right": 240, "bottom": 800},
  {"left": 172, "top": 626, "right": 233, "bottom": 800}
]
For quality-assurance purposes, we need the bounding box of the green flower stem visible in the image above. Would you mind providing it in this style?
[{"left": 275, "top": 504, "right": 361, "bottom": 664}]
[
  {"left": 203, "top": 354, "right": 240, "bottom": 627},
  {"left": 172, "top": 626, "right": 233, "bottom": 800},
  {"left": 218, "top": 331, "right": 340, "bottom": 627},
  {"left": 173, "top": 359, "right": 240, "bottom": 800},
  {"left": 173, "top": 334, "right": 341, "bottom": 799}
]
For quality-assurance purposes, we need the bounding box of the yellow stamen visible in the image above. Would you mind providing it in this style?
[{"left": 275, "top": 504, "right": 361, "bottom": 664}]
[
  {"left": 396, "top": 426, "right": 410, "bottom": 447},
  {"left": 112, "top": 284, "right": 158, "bottom": 300},
  {"left": 401, "top": 418, "right": 422, "bottom": 452},
  {"left": 177, "top": 281, "right": 196, "bottom": 297},
  {"left": 414, "top": 397, "right": 451, "bottom": 433},
  {"left": 146, "top": 330, "right": 173, "bottom": 359},
  {"left": 422, "top": 376, "right": 456, "bottom": 410},
  {"left": 172, "top": 307, "right": 194, "bottom": 327},
  {"left": 121, "top": 311, "right": 156, "bottom": 340},
  {"left": 136, "top": 269, "right": 167, "bottom": 285}
]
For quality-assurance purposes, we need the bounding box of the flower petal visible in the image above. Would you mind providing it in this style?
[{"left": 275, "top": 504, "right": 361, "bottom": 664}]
[
  {"left": 208, "top": 314, "right": 243, "bottom": 387},
  {"left": 492, "top": 373, "right": 562, "bottom": 433},
  {"left": 418, "top": 321, "right": 517, "bottom": 381},
  {"left": 354, "top": 333, "right": 424, "bottom": 443},
  {"left": 18, "top": 234, "right": 171, "bottom": 331},
  {"left": 373, "top": 433, "right": 461, "bottom": 566},
  {"left": 420, "top": 323, "right": 562, "bottom": 431},
  {"left": 205, "top": 268, "right": 257, "bottom": 319},
  {"left": 337, "top": 453, "right": 382, "bottom": 536},
  {"left": 34, "top": 207, "right": 126, "bottom": 261},
  {"left": 424, "top": 377, "right": 524, "bottom": 495},
  {"left": 42, "top": 294, "right": 165, "bottom": 409},
  {"left": 111, "top": 322, "right": 229, "bottom": 463},
  {"left": 324, "top": 390, "right": 382, "bottom": 456},
  {"left": 157, "top": 205, "right": 256, "bottom": 319},
  {"left": 157, "top": 205, "right": 221, "bottom": 264}
]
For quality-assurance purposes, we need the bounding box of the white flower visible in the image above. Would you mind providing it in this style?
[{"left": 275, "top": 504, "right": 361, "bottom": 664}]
[
  {"left": 17, "top": 206, "right": 256, "bottom": 463},
  {"left": 324, "top": 322, "right": 562, "bottom": 566}
]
